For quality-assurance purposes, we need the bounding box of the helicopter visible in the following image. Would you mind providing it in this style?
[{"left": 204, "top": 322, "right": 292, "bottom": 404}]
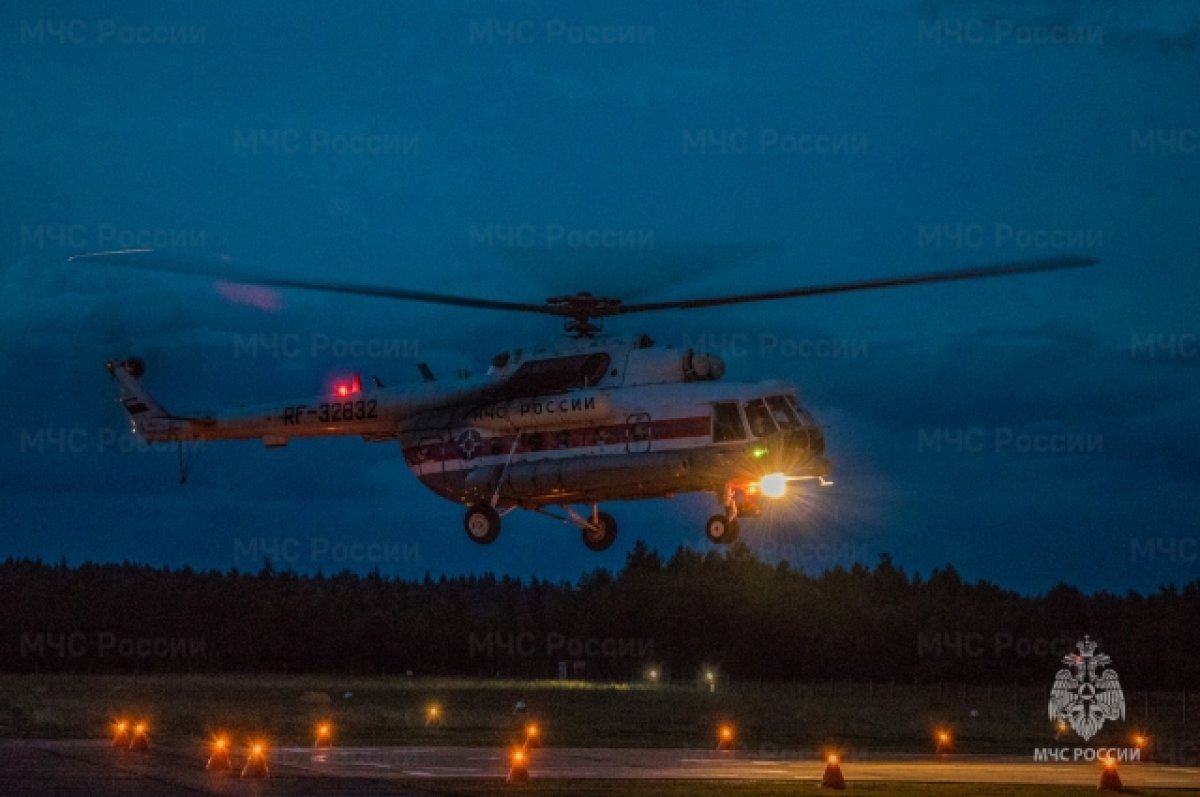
[{"left": 80, "top": 249, "right": 1096, "bottom": 551}]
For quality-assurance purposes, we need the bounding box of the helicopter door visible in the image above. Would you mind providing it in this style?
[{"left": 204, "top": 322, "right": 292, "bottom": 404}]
[
  {"left": 416, "top": 433, "right": 447, "bottom": 478},
  {"left": 626, "top": 413, "right": 652, "bottom": 453}
]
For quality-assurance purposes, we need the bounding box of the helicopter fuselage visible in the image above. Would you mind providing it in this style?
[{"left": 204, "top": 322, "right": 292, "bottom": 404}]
[
  {"left": 404, "top": 378, "right": 827, "bottom": 509},
  {"left": 106, "top": 332, "right": 830, "bottom": 549}
]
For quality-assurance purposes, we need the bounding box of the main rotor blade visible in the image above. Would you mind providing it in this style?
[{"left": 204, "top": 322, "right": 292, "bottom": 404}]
[
  {"left": 614, "top": 256, "right": 1099, "bottom": 315},
  {"left": 72, "top": 249, "right": 1099, "bottom": 323},
  {"left": 70, "top": 249, "right": 557, "bottom": 316}
]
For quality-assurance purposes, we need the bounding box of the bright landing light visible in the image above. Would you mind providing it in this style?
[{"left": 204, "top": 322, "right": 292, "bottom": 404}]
[{"left": 758, "top": 472, "right": 788, "bottom": 499}]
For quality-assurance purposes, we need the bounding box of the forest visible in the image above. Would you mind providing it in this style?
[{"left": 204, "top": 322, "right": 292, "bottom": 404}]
[{"left": 2, "top": 545, "right": 1196, "bottom": 687}]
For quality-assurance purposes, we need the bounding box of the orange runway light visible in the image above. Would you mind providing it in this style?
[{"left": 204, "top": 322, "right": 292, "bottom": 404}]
[
  {"left": 1133, "top": 732, "right": 1150, "bottom": 762},
  {"left": 111, "top": 720, "right": 130, "bottom": 748},
  {"left": 524, "top": 722, "right": 541, "bottom": 748},
  {"left": 206, "top": 736, "right": 232, "bottom": 771},
  {"left": 716, "top": 723, "right": 734, "bottom": 750},
  {"left": 426, "top": 704, "right": 441, "bottom": 727},
  {"left": 1098, "top": 755, "right": 1122, "bottom": 791},
  {"left": 507, "top": 747, "right": 530, "bottom": 783},
  {"left": 128, "top": 721, "right": 150, "bottom": 752},
  {"left": 935, "top": 730, "right": 951, "bottom": 754},
  {"left": 314, "top": 721, "right": 333, "bottom": 748},
  {"left": 821, "top": 752, "right": 846, "bottom": 790},
  {"left": 242, "top": 741, "right": 269, "bottom": 779}
]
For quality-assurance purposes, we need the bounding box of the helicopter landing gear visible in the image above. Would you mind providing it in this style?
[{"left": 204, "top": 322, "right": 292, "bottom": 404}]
[
  {"left": 568, "top": 504, "right": 617, "bottom": 552},
  {"left": 705, "top": 514, "right": 740, "bottom": 545},
  {"left": 706, "top": 485, "right": 741, "bottom": 545},
  {"left": 581, "top": 510, "right": 618, "bottom": 552},
  {"left": 534, "top": 504, "right": 618, "bottom": 552},
  {"left": 464, "top": 503, "right": 501, "bottom": 545}
]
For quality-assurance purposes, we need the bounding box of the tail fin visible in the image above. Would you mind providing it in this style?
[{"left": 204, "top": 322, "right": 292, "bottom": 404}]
[{"left": 106, "top": 358, "right": 175, "bottom": 440}]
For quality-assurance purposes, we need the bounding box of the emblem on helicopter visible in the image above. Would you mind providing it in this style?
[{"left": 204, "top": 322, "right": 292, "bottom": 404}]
[
  {"left": 455, "top": 428, "right": 483, "bottom": 460},
  {"left": 1047, "top": 636, "right": 1125, "bottom": 741}
]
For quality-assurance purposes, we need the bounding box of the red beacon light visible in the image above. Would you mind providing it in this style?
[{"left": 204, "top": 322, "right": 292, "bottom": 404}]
[{"left": 333, "top": 374, "right": 363, "bottom": 397}]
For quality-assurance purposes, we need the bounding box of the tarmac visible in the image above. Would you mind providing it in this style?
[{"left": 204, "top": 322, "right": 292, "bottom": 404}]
[{"left": 2, "top": 739, "right": 1197, "bottom": 795}]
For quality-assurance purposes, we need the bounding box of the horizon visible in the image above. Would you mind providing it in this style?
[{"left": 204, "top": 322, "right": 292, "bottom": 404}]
[{"left": 5, "top": 546, "right": 1196, "bottom": 600}]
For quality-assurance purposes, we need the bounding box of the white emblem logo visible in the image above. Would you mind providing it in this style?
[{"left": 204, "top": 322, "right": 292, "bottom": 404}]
[
  {"left": 455, "top": 428, "right": 482, "bottom": 460},
  {"left": 1048, "top": 636, "right": 1125, "bottom": 741}
]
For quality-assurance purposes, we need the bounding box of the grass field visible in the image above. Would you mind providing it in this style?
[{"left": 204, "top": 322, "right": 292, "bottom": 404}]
[{"left": 0, "top": 674, "right": 1186, "bottom": 758}]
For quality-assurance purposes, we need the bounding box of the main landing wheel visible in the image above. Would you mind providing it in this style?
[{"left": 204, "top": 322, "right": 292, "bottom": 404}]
[
  {"left": 705, "top": 514, "right": 740, "bottom": 545},
  {"left": 582, "top": 512, "right": 618, "bottom": 552},
  {"left": 464, "top": 503, "right": 501, "bottom": 545}
]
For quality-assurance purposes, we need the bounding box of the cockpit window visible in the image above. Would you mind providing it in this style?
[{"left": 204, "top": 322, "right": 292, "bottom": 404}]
[
  {"left": 787, "top": 394, "right": 818, "bottom": 426},
  {"left": 712, "top": 402, "right": 746, "bottom": 443},
  {"left": 743, "top": 399, "right": 778, "bottom": 438},
  {"left": 766, "top": 396, "right": 799, "bottom": 428}
]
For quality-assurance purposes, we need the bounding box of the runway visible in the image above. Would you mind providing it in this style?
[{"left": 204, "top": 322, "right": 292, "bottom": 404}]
[
  {"left": 279, "top": 744, "right": 1198, "bottom": 787},
  {"left": 2, "top": 740, "right": 1197, "bottom": 795}
]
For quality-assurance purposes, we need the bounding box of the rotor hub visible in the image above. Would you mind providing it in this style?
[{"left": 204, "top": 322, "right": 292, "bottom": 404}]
[{"left": 544, "top": 292, "right": 623, "bottom": 336}]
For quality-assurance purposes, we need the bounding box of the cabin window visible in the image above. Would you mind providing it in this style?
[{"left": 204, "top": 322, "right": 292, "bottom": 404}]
[
  {"left": 766, "top": 396, "right": 799, "bottom": 428},
  {"left": 743, "top": 399, "right": 778, "bottom": 438},
  {"left": 628, "top": 419, "right": 651, "bottom": 444},
  {"left": 712, "top": 402, "right": 746, "bottom": 442}
]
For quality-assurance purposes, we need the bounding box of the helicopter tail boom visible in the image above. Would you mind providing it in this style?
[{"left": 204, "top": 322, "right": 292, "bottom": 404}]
[
  {"left": 104, "top": 357, "right": 483, "bottom": 449},
  {"left": 105, "top": 358, "right": 196, "bottom": 442}
]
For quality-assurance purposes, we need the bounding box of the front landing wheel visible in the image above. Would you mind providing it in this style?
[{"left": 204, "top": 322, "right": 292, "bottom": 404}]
[
  {"left": 582, "top": 512, "right": 618, "bottom": 552},
  {"left": 705, "top": 514, "right": 740, "bottom": 545},
  {"left": 464, "top": 503, "right": 501, "bottom": 544}
]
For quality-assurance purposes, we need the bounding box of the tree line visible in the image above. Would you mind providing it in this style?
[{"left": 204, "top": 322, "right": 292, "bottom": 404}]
[{"left": 1, "top": 546, "right": 1196, "bottom": 688}]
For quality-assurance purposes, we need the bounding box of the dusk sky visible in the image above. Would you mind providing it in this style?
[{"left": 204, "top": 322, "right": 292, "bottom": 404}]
[{"left": 2, "top": 1, "right": 1198, "bottom": 592}]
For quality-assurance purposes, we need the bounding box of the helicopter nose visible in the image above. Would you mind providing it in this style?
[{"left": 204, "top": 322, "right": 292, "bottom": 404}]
[{"left": 784, "top": 426, "right": 825, "bottom": 456}]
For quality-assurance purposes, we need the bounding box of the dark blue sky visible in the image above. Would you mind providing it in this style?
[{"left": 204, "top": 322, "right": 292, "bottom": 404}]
[{"left": 2, "top": 1, "right": 1198, "bottom": 592}]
